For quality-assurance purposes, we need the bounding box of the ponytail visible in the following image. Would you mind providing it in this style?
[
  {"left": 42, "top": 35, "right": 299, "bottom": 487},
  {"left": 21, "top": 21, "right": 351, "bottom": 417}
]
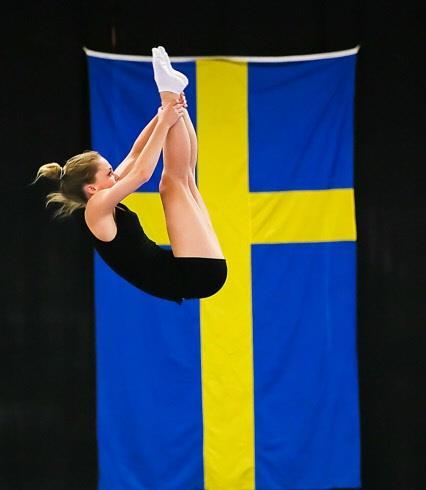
[{"left": 30, "top": 150, "right": 100, "bottom": 220}]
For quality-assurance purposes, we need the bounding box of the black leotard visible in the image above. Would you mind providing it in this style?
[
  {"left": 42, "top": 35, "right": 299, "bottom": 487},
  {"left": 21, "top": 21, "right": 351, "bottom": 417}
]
[{"left": 79, "top": 202, "right": 227, "bottom": 304}]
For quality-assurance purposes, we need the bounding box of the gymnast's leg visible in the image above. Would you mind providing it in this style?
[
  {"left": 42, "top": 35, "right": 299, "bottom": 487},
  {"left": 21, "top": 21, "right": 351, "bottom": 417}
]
[
  {"left": 158, "top": 91, "right": 224, "bottom": 259},
  {"left": 180, "top": 106, "right": 218, "bottom": 236},
  {"left": 151, "top": 46, "right": 224, "bottom": 258},
  {"left": 154, "top": 45, "right": 219, "bottom": 237}
]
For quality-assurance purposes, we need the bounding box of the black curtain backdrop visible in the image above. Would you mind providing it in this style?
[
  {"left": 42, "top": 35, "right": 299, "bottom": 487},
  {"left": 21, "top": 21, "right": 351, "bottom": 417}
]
[{"left": 1, "top": 1, "right": 425, "bottom": 489}]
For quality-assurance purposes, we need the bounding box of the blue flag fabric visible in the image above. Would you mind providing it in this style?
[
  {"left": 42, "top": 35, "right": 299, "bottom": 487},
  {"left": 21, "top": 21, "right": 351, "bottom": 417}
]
[{"left": 86, "top": 48, "right": 360, "bottom": 490}]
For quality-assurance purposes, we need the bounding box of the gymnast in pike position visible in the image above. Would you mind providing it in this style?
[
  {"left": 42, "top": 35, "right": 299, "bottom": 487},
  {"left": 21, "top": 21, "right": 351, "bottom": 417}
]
[{"left": 32, "top": 46, "right": 227, "bottom": 304}]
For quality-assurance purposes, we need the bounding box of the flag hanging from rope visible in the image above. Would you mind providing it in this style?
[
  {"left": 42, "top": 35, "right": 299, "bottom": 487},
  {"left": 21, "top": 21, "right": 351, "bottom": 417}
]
[{"left": 86, "top": 46, "right": 360, "bottom": 490}]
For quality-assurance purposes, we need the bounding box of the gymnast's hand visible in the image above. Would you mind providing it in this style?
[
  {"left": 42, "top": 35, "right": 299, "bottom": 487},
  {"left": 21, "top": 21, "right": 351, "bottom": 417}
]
[
  {"left": 157, "top": 101, "right": 185, "bottom": 127},
  {"left": 178, "top": 92, "right": 188, "bottom": 108}
]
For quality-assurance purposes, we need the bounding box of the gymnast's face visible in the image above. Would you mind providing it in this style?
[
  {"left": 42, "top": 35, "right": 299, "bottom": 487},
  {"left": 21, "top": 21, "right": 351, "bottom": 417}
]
[
  {"left": 94, "top": 157, "right": 119, "bottom": 190},
  {"left": 84, "top": 157, "right": 119, "bottom": 199}
]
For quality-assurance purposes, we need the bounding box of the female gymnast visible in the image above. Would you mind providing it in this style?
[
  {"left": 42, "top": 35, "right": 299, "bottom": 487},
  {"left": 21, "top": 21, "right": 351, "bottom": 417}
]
[{"left": 31, "top": 45, "right": 227, "bottom": 305}]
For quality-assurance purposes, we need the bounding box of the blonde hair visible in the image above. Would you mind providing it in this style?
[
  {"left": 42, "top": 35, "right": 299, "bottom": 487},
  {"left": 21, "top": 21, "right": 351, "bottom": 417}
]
[{"left": 30, "top": 150, "right": 101, "bottom": 220}]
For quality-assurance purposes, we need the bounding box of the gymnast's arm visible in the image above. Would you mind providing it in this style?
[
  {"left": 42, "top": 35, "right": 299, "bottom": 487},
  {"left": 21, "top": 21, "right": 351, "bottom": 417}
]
[
  {"left": 113, "top": 115, "right": 159, "bottom": 180},
  {"left": 114, "top": 93, "right": 186, "bottom": 179},
  {"left": 88, "top": 118, "right": 171, "bottom": 213},
  {"left": 88, "top": 101, "right": 184, "bottom": 214}
]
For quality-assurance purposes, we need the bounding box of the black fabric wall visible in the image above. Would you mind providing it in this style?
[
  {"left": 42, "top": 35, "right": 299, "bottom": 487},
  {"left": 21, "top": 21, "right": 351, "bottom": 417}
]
[{"left": 1, "top": 1, "right": 424, "bottom": 489}]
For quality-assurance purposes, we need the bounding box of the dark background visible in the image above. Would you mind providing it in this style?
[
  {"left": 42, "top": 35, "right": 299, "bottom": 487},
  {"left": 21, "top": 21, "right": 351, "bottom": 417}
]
[{"left": 1, "top": 1, "right": 425, "bottom": 489}]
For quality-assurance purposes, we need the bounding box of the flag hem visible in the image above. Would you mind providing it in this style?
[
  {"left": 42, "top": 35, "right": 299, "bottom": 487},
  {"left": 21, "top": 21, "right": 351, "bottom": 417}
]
[{"left": 83, "top": 45, "right": 360, "bottom": 63}]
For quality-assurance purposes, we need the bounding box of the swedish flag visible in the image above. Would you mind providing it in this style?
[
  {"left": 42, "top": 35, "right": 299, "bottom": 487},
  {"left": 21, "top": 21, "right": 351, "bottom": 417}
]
[{"left": 86, "top": 46, "right": 360, "bottom": 490}]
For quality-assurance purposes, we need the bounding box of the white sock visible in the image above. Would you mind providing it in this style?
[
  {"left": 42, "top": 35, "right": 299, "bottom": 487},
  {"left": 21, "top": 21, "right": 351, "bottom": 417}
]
[
  {"left": 152, "top": 47, "right": 188, "bottom": 94},
  {"left": 157, "top": 46, "right": 188, "bottom": 86}
]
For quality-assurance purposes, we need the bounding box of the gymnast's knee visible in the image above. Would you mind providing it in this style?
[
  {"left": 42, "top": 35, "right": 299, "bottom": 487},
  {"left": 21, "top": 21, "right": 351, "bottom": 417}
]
[{"left": 159, "top": 171, "right": 191, "bottom": 194}]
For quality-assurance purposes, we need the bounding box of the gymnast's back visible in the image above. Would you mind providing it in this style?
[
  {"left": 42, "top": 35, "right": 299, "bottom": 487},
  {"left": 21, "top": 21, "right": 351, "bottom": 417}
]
[{"left": 77, "top": 203, "right": 183, "bottom": 304}]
